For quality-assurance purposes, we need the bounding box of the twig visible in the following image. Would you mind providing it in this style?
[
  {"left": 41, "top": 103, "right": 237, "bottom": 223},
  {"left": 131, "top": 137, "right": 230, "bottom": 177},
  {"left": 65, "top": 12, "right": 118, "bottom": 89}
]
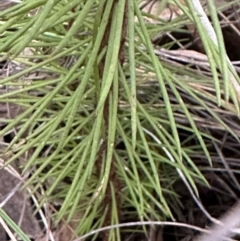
[{"left": 195, "top": 200, "right": 240, "bottom": 241}]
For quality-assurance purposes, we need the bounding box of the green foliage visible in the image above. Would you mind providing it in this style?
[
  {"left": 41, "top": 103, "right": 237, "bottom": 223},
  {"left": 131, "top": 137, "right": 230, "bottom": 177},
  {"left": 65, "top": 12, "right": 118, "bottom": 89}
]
[{"left": 0, "top": 0, "right": 239, "bottom": 240}]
